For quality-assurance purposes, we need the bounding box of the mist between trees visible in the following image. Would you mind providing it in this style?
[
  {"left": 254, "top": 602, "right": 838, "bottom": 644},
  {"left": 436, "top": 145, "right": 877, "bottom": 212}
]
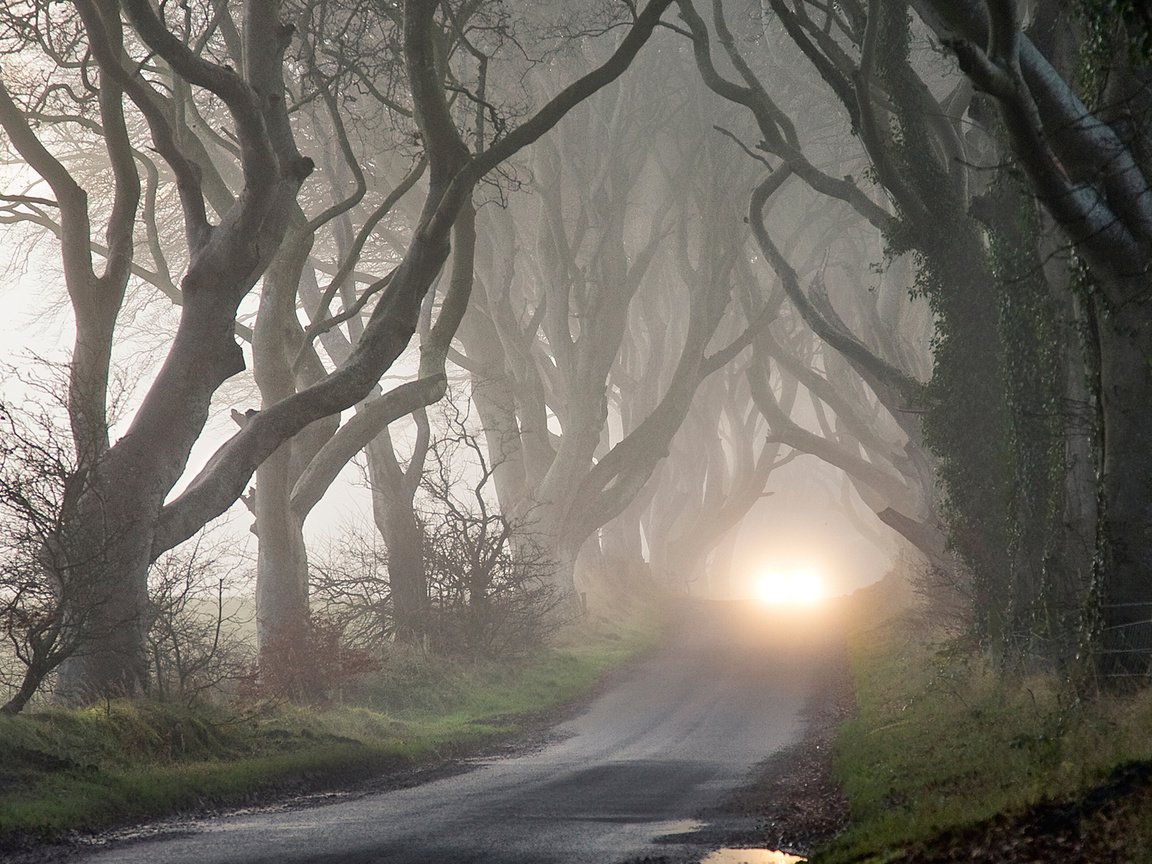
[{"left": 0, "top": 0, "right": 1150, "bottom": 712}]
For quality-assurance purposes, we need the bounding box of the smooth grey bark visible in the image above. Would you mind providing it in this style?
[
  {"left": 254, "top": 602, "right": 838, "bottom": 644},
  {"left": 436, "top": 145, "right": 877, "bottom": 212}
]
[
  {"left": 253, "top": 220, "right": 317, "bottom": 656},
  {"left": 366, "top": 427, "right": 427, "bottom": 643},
  {"left": 249, "top": 207, "right": 351, "bottom": 663}
]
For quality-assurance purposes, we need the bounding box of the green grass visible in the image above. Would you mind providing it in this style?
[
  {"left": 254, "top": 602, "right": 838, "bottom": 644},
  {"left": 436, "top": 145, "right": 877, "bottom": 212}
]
[
  {"left": 817, "top": 583, "right": 1152, "bottom": 862},
  {"left": 0, "top": 611, "right": 661, "bottom": 847}
]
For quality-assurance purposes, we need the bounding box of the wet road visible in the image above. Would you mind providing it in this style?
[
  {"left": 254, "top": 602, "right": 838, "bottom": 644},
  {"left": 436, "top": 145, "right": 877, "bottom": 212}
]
[{"left": 76, "top": 602, "right": 840, "bottom": 864}]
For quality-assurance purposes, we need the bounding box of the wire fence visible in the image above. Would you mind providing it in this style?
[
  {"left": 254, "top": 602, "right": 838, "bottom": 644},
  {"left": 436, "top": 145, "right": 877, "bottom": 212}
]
[{"left": 1097, "top": 602, "right": 1152, "bottom": 679}]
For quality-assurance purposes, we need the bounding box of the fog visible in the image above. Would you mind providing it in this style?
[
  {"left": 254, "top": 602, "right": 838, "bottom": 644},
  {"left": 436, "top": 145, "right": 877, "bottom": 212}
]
[
  {"left": 6, "top": 3, "right": 1152, "bottom": 862},
  {"left": 2, "top": 0, "right": 1139, "bottom": 715}
]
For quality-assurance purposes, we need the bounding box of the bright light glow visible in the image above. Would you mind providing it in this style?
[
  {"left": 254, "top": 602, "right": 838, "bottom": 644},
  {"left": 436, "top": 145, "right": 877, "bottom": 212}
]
[{"left": 752, "top": 567, "right": 826, "bottom": 605}]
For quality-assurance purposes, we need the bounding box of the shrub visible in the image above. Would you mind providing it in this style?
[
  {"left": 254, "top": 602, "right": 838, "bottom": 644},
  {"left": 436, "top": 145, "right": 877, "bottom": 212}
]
[
  {"left": 418, "top": 398, "right": 569, "bottom": 657},
  {"left": 146, "top": 534, "right": 255, "bottom": 703},
  {"left": 242, "top": 614, "right": 381, "bottom": 706}
]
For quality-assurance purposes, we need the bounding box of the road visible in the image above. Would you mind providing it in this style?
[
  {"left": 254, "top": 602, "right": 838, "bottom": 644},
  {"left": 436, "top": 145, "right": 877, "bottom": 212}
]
[{"left": 75, "top": 602, "right": 841, "bottom": 864}]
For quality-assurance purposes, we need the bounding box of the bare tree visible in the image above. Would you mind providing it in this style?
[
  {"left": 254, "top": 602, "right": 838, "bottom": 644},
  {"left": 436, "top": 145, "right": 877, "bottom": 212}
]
[
  {"left": 452, "top": 50, "right": 773, "bottom": 602},
  {"left": 0, "top": 398, "right": 87, "bottom": 714},
  {"left": 673, "top": 0, "right": 1050, "bottom": 655}
]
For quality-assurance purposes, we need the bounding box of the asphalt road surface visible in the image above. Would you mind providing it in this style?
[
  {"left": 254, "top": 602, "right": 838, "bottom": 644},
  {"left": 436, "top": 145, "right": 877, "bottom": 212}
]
[{"left": 75, "top": 602, "right": 841, "bottom": 864}]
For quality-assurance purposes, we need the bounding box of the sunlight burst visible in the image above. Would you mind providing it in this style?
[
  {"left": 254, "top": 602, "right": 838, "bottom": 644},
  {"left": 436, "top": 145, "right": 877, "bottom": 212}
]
[{"left": 752, "top": 567, "right": 825, "bottom": 606}]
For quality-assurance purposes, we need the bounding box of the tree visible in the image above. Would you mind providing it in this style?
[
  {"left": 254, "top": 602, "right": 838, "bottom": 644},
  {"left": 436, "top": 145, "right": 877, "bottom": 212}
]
[
  {"left": 0, "top": 0, "right": 676, "bottom": 703},
  {"left": 912, "top": 0, "right": 1152, "bottom": 677},
  {"left": 0, "top": 0, "right": 316, "bottom": 700},
  {"left": 0, "top": 397, "right": 87, "bottom": 714},
  {"left": 253, "top": 0, "right": 508, "bottom": 656}
]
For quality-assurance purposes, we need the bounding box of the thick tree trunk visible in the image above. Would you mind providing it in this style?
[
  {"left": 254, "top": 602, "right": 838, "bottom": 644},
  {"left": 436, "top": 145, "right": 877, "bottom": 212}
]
[
  {"left": 253, "top": 221, "right": 315, "bottom": 663},
  {"left": 254, "top": 443, "right": 310, "bottom": 656},
  {"left": 56, "top": 290, "right": 255, "bottom": 701},
  {"left": 377, "top": 497, "right": 426, "bottom": 643},
  {"left": 1058, "top": 289, "right": 1099, "bottom": 612},
  {"left": 54, "top": 531, "right": 153, "bottom": 702},
  {"left": 12, "top": 0, "right": 675, "bottom": 706}
]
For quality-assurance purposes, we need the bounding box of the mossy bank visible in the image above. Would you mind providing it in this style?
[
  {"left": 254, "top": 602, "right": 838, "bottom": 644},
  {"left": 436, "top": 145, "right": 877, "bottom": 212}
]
[{"left": 818, "top": 579, "right": 1152, "bottom": 863}]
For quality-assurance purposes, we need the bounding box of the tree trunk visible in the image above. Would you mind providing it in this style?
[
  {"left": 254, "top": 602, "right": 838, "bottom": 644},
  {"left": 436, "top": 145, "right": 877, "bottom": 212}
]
[
  {"left": 56, "top": 288, "right": 257, "bottom": 701},
  {"left": 596, "top": 513, "right": 651, "bottom": 602},
  {"left": 253, "top": 220, "right": 316, "bottom": 664},
  {"left": 54, "top": 528, "right": 153, "bottom": 702},
  {"left": 254, "top": 443, "right": 311, "bottom": 657},
  {"left": 366, "top": 434, "right": 427, "bottom": 643}
]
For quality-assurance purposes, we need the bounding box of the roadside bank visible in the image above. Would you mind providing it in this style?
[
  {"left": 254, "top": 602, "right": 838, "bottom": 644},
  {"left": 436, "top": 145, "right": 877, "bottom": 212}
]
[{"left": 0, "top": 610, "right": 661, "bottom": 858}]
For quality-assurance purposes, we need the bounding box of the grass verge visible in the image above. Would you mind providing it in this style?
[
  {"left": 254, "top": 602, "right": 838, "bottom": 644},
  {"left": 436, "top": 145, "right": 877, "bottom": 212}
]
[
  {"left": 0, "top": 610, "right": 661, "bottom": 850},
  {"left": 816, "top": 580, "right": 1152, "bottom": 862}
]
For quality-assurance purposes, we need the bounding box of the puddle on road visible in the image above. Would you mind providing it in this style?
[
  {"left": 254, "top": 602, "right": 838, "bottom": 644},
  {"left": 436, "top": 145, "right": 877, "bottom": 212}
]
[{"left": 700, "top": 848, "right": 806, "bottom": 864}]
